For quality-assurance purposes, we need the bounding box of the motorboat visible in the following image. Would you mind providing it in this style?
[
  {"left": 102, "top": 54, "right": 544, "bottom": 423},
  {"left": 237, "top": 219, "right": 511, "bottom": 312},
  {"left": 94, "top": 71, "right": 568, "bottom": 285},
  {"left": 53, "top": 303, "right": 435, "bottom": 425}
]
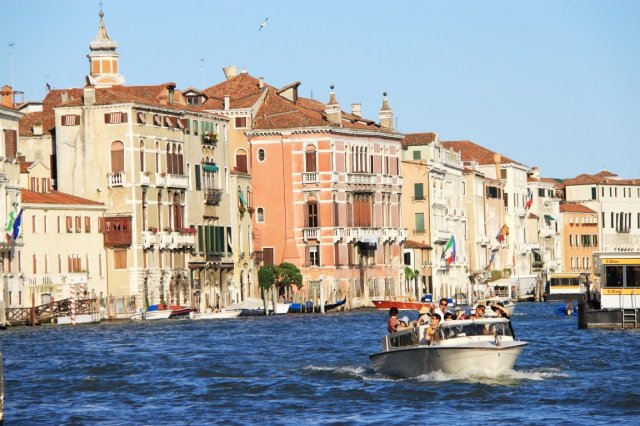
[
  {"left": 288, "top": 298, "right": 347, "bottom": 313},
  {"left": 189, "top": 310, "right": 241, "bottom": 320},
  {"left": 371, "top": 298, "right": 434, "bottom": 311},
  {"left": 472, "top": 297, "right": 516, "bottom": 317},
  {"left": 370, "top": 318, "right": 528, "bottom": 378},
  {"left": 130, "top": 304, "right": 195, "bottom": 320},
  {"left": 226, "top": 297, "right": 291, "bottom": 316}
]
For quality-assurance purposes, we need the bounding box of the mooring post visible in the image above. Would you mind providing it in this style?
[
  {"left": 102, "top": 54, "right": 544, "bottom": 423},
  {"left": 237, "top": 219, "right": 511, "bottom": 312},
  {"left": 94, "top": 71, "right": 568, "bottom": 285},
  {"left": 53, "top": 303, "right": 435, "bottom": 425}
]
[
  {"left": 1, "top": 352, "right": 4, "bottom": 423},
  {"left": 30, "top": 291, "right": 36, "bottom": 326}
]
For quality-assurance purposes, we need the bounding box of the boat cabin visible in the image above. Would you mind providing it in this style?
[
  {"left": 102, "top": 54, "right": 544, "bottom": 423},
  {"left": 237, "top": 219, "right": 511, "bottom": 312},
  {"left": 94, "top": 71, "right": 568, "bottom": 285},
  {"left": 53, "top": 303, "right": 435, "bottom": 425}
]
[
  {"left": 594, "top": 252, "right": 640, "bottom": 309},
  {"left": 382, "top": 318, "right": 516, "bottom": 352}
]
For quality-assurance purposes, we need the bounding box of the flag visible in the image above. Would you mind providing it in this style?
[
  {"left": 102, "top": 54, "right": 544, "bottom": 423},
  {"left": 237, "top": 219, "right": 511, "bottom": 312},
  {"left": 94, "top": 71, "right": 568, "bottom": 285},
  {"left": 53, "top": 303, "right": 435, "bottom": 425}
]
[
  {"left": 525, "top": 188, "right": 533, "bottom": 209},
  {"left": 11, "top": 208, "right": 24, "bottom": 241},
  {"left": 496, "top": 224, "right": 509, "bottom": 242},
  {"left": 486, "top": 250, "right": 497, "bottom": 270},
  {"left": 441, "top": 235, "right": 456, "bottom": 265},
  {"left": 5, "top": 210, "right": 15, "bottom": 242}
]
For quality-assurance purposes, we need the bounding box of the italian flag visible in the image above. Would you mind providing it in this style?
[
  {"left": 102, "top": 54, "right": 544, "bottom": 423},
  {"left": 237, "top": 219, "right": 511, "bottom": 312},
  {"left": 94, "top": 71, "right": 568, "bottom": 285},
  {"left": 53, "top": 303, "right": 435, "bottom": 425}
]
[
  {"left": 441, "top": 235, "right": 456, "bottom": 265},
  {"left": 525, "top": 188, "right": 533, "bottom": 209}
]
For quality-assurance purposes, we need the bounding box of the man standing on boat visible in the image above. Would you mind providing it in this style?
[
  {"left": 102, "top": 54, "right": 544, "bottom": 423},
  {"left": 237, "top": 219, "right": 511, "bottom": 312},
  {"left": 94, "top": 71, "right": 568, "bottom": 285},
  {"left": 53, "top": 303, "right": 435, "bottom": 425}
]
[{"left": 434, "top": 298, "right": 450, "bottom": 320}]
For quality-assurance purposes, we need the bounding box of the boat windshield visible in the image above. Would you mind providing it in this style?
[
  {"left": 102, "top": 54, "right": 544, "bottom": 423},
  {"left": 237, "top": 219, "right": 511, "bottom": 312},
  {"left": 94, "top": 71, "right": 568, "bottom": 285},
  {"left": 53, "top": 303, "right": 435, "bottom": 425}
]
[{"left": 437, "top": 319, "right": 514, "bottom": 340}]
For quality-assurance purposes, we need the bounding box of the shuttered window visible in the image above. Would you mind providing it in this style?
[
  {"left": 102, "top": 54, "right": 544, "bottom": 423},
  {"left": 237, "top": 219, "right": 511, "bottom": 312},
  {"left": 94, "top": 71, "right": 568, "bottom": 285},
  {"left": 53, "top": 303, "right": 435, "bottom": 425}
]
[
  {"left": 195, "top": 164, "right": 201, "bottom": 190},
  {"left": 305, "top": 150, "right": 317, "bottom": 172},
  {"left": 110, "top": 141, "right": 125, "bottom": 173},
  {"left": 3, "top": 129, "right": 17, "bottom": 158},
  {"left": 414, "top": 183, "right": 424, "bottom": 200},
  {"left": 263, "top": 248, "right": 274, "bottom": 266},
  {"left": 236, "top": 151, "right": 248, "bottom": 173},
  {"left": 104, "top": 112, "right": 128, "bottom": 124},
  {"left": 61, "top": 115, "right": 80, "bottom": 126}
]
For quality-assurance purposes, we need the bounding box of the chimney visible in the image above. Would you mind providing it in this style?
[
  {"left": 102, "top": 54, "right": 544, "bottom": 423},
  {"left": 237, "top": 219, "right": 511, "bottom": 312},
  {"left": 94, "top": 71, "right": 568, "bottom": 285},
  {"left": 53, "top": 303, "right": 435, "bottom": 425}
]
[
  {"left": 351, "top": 103, "right": 361, "bottom": 117},
  {"left": 379, "top": 92, "right": 394, "bottom": 129},
  {"left": 493, "top": 153, "right": 502, "bottom": 179},
  {"left": 83, "top": 85, "right": 95, "bottom": 106},
  {"left": 33, "top": 123, "right": 43, "bottom": 136},
  {"left": 325, "top": 84, "right": 342, "bottom": 126},
  {"left": 1, "top": 85, "right": 13, "bottom": 108},
  {"left": 529, "top": 166, "right": 540, "bottom": 179},
  {"left": 60, "top": 91, "right": 69, "bottom": 104},
  {"left": 224, "top": 95, "right": 230, "bottom": 110},
  {"left": 240, "top": 67, "right": 248, "bottom": 74},
  {"left": 222, "top": 66, "right": 239, "bottom": 80},
  {"left": 259, "top": 77, "right": 265, "bottom": 89}
]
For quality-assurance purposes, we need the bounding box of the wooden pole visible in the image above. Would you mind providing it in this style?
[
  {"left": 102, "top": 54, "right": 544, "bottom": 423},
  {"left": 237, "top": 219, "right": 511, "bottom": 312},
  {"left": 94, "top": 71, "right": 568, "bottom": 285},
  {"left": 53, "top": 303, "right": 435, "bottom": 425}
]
[{"left": 30, "top": 291, "right": 36, "bottom": 326}]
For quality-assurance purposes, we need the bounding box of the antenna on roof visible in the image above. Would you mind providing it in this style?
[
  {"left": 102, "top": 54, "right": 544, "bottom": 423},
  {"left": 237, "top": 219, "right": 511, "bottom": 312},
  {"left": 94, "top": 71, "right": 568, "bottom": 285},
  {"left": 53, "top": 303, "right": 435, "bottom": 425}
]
[
  {"left": 200, "top": 58, "right": 205, "bottom": 87},
  {"left": 8, "top": 42, "right": 15, "bottom": 90}
]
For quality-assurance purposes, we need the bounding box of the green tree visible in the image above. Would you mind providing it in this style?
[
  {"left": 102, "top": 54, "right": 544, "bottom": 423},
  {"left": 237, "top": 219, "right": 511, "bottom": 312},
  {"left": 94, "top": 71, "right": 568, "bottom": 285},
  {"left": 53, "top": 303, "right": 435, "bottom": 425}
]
[
  {"left": 258, "top": 262, "right": 303, "bottom": 314},
  {"left": 404, "top": 266, "right": 420, "bottom": 300}
]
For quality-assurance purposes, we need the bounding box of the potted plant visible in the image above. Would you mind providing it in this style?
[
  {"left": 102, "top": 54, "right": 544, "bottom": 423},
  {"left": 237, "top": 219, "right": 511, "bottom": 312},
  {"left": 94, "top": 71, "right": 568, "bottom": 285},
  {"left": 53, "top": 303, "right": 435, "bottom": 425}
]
[
  {"left": 148, "top": 226, "right": 158, "bottom": 233},
  {"left": 238, "top": 205, "right": 246, "bottom": 217}
]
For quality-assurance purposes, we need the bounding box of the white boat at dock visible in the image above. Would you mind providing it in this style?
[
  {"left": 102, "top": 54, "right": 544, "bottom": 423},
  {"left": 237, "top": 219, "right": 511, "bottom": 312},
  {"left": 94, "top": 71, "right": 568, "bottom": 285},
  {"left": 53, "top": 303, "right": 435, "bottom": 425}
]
[
  {"left": 370, "top": 318, "right": 528, "bottom": 378},
  {"left": 226, "top": 297, "right": 290, "bottom": 316},
  {"left": 189, "top": 310, "right": 241, "bottom": 320}
]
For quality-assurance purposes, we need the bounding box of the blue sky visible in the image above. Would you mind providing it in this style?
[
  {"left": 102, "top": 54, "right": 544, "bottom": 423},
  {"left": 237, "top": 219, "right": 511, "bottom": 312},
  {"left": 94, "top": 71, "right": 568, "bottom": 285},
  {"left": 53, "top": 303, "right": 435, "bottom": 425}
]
[{"left": 2, "top": 0, "right": 639, "bottom": 179}]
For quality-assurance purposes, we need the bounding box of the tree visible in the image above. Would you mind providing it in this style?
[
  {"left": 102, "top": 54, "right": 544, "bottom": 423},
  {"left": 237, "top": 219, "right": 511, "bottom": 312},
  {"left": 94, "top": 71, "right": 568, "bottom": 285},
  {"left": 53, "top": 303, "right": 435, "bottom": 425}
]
[
  {"left": 404, "top": 266, "right": 420, "bottom": 300},
  {"left": 258, "top": 262, "right": 303, "bottom": 314}
]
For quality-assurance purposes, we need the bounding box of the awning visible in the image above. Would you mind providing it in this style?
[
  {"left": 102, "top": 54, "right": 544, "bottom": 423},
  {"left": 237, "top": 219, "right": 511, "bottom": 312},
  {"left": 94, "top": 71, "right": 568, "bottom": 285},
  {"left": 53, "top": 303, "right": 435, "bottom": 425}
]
[
  {"left": 531, "top": 248, "right": 542, "bottom": 262},
  {"left": 544, "top": 214, "right": 556, "bottom": 221},
  {"left": 203, "top": 164, "right": 219, "bottom": 172},
  {"left": 238, "top": 191, "right": 247, "bottom": 207}
]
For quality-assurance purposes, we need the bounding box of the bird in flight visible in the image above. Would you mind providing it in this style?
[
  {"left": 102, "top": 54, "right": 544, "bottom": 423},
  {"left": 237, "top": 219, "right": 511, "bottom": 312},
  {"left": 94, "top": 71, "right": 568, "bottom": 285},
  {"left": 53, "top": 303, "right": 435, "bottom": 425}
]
[{"left": 259, "top": 17, "right": 268, "bottom": 31}]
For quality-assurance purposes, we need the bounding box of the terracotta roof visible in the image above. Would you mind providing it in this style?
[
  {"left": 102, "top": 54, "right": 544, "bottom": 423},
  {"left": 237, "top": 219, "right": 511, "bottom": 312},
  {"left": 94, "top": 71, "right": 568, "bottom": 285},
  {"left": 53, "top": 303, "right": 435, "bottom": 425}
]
[
  {"left": 404, "top": 240, "right": 432, "bottom": 250},
  {"left": 19, "top": 161, "right": 34, "bottom": 173},
  {"left": 528, "top": 213, "right": 539, "bottom": 219},
  {"left": 403, "top": 132, "right": 437, "bottom": 147},
  {"left": 201, "top": 73, "right": 272, "bottom": 110},
  {"left": 560, "top": 203, "right": 596, "bottom": 213},
  {"left": 21, "top": 188, "right": 103, "bottom": 206},
  {"left": 594, "top": 170, "right": 617, "bottom": 177},
  {"left": 563, "top": 173, "right": 639, "bottom": 186},
  {"left": 539, "top": 177, "right": 565, "bottom": 189},
  {"left": 440, "top": 140, "right": 523, "bottom": 167}
]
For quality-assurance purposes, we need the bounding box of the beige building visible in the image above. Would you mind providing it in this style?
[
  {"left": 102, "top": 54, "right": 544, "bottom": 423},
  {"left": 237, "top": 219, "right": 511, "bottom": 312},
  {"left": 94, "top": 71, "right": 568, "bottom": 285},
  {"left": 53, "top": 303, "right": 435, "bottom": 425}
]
[{"left": 559, "top": 202, "right": 599, "bottom": 285}]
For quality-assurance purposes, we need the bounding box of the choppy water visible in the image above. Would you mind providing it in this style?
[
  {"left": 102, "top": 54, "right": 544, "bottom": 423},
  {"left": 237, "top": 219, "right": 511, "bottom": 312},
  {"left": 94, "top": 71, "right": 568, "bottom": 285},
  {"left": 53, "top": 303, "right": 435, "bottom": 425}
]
[{"left": 1, "top": 302, "right": 640, "bottom": 425}]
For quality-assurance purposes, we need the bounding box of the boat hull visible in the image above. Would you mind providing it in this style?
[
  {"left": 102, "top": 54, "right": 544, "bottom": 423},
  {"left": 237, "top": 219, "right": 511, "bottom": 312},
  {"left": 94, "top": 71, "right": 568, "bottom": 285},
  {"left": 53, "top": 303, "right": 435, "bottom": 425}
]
[
  {"left": 370, "top": 342, "right": 527, "bottom": 378},
  {"left": 372, "top": 299, "right": 433, "bottom": 311},
  {"left": 190, "top": 310, "right": 241, "bottom": 320}
]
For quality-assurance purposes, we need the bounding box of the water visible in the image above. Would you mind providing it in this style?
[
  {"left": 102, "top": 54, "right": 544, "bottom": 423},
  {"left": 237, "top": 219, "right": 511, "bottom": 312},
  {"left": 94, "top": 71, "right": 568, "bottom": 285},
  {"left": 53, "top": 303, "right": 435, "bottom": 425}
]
[{"left": 1, "top": 302, "right": 640, "bottom": 425}]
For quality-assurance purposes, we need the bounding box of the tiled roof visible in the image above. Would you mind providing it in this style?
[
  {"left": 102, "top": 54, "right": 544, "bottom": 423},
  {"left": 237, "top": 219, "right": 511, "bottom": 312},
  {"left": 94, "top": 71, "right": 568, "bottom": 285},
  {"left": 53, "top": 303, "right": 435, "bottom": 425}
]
[
  {"left": 19, "top": 161, "right": 34, "bottom": 173},
  {"left": 403, "top": 132, "right": 437, "bottom": 147},
  {"left": 441, "top": 140, "right": 523, "bottom": 167},
  {"left": 201, "top": 73, "right": 272, "bottom": 110},
  {"left": 19, "top": 111, "right": 45, "bottom": 137},
  {"left": 539, "top": 177, "right": 565, "bottom": 189},
  {"left": 528, "top": 213, "right": 539, "bottom": 219},
  {"left": 560, "top": 203, "right": 596, "bottom": 213},
  {"left": 405, "top": 240, "right": 432, "bottom": 249},
  {"left": 21, "top": 188, "right": 104, "bottom": 206},
  {"left": 563, "top": 173, "right": 639, "bottom": 186}
]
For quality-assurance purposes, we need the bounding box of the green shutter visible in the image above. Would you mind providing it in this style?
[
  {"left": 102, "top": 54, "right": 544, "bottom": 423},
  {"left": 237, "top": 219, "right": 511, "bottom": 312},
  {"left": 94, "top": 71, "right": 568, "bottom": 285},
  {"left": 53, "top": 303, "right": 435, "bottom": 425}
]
[
  {"left": 413, "top": 150, "right": 421, "bottom": 160},
  {"left": 205, "top": 225, "right": 212, "bottom": 253},
  {"left": 216, "top": 227, "right": 225, "bottom": 255},
  {"left": 195, "top": 164, "right": 201, "bottom": 190},
  {"left": 198, "top": 225, "right": 204, "bottom": 253},
  {"left": 414, "top": 183, "right": 423, "bottom": 200},
  {"left": 227, "top": 226, "right": 233, "bottom": 255},
  {"left": 415, "top": 213, "right": 425, "bottom": 232}
]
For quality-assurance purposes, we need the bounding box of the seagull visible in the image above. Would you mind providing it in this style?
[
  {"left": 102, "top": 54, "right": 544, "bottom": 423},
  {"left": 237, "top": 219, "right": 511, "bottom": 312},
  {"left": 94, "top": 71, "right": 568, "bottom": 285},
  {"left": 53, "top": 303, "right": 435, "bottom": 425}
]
[{"left": 259, "top": 17, "right": 268, "bottom": 31}]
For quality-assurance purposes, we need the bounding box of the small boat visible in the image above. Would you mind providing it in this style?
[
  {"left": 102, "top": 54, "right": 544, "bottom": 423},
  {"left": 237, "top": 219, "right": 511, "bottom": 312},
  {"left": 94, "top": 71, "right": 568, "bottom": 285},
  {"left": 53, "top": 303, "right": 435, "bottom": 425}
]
[
  {"left": 130, "top": 304, "right": 195, "bottom": 320},
  {"left": 371, "top": 298, "right": 434, "bottom": 311},
  {"left": 556, "top": 304, "right": 578, "bottom": 317},
  {"left": 472, "top": 297, "right": 516, "bottom": 317},
  {"left": 370, "top": 318, "right": 528, "bottom": 378},
  {"left": 189, "top": 310, "right": 241, "bottom": 320},
  {"left": 226, "top": 298, "right": 291, "bottom": 316},
  {"left": 288, "top": 298, "right": 347, "bottom": 313}
]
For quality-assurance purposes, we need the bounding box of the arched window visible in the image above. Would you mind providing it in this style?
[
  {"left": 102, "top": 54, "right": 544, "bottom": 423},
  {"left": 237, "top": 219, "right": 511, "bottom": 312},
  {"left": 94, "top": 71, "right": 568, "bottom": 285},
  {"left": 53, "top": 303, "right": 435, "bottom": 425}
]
[
  {"left": 236, "top": 149, "right": 248, "bottom": 173},
  {"left": 257, "top": 148, "right": 266, "bottom": 162},
  {"left": 257, "top": 207, "right": 265, "bottom": 223},
  {"left": 157, "top": 191, "right": 162, "bottom": 230},
  {"left": 172, "top": 143, "right": 179, "bottom": 175},
  {"left": 110, "top": 141, "right": 124, "bottom": 173},
  {"left": 305, "top": 195, "right": 319, "bottom": 228},
  {"left": 139, "top": 140, "right": 145, "bottom": 172},
  {"left": 177, "top": 145, "right": 184, "bottom": 175},
  {"left": 166, "top": 143, "right": 172, "bottom": 174},
  {"left": 155, "top": 141, "right": 160, "bottom": 173},
  {"left": 172, "top": 192, "right": 182, "bottom": 230},
  {"left": 142, "top": 190, "right": 147, "bottom": 230},
  {"left": 305, "top": 145, "right": 317, "bottom": 172}
]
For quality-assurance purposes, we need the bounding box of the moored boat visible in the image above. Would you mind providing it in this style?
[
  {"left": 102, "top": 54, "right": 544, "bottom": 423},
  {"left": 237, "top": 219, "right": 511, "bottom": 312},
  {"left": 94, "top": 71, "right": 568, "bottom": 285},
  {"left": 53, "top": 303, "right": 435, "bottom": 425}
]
[
  {"left": 189, "top": 310, "right": 241, "bottom": 320},
  {"left": 288, "top": 298, "right": 347, "bottom": 313},
  {"left": 370, "top": 318, "right": 527, "bottom": 378},
  {"left": 371, "top": 298, "right": 433, "bottom": 311},
  {"left": 227, "top": 298, "right": 290, "bottom": 316},
  {"left": 130, "top": 304, "right": 195, "bottom": 320}
]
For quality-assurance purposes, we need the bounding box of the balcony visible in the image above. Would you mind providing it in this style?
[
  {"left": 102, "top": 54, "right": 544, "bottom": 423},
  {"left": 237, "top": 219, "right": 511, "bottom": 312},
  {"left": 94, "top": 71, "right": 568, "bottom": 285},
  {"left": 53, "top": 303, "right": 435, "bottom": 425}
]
[
  {"left": 166, "top": 173, "right": 189, "bottom": 188},
  {"left": 433, "top": 230, "right": 451, "bottom": 244},
  {"left": 437, "top": 260, "right": 450, "bottom": 270},
  {"left": 26, "top": 272, "right": 89, "bottom": 286},
  {"left": 103, "top": 217, "right": 132, "bottom": 247},
  {"left": 139, "top": 171, "right": 150, "bottom": 186},
  {"left": 539, "top": 228, "right": 555, "bottom": 238},
  {"left": 346, "top": 173, "right": 377, "bottom": 185},
  {"left": 204, "top": 189, "right": 223, "bottom": 205},
  {"left": 478, "top": 235, "right": 490, "bottom": 246},
  {"left": 159, "top": 231, "right": 196, "bottom": 250},
  {"left": 108, "top": 171, "right": 125, "bottom": 188},
  {"left": 616, "top": 226, "right": 630, "bottom": 233},
  {"left": 303, "top": 228, "right": 320, "bottom": 242},
  {"left": 333, "top": 227, "right": 345, "bottom": 243},
  {"left": 202, "top": 132, "right": 218, "bottom": 147},
  {"left": 302, "top": 172, "right": 319, "bottom": 184},
  {"left": 381, "top": 175, "right": 393, "bottom": 185},
  {"left": 142, "top": 231, "right": 160, "bottom": 248},
  {"left": 253, "top": 250, "right": 263, "bottom": 264}
]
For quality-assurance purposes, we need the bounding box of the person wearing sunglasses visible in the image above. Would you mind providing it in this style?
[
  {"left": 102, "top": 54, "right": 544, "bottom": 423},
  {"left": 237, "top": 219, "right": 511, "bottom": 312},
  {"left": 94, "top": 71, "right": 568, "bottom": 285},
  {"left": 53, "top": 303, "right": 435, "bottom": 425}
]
[{"left": 434, "top": 298, "right": 450, "bottom": 320}]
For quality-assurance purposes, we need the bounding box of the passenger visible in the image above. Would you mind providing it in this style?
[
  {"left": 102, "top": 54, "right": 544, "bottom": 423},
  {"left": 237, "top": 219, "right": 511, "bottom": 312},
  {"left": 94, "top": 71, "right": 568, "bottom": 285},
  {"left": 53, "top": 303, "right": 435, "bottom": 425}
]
[
  {"left": 387, "top": 307, "right": 401, "bottom": 333},
  {"left": 454, "top": 307, "right": 466, "bottom": 320},
  {"left": 424, "top": 313, "right": 441, "bottom": 344},
  {"left": 444, "top": 312, "right": 454, "bottom": 321},
  {"left": 434, "top": 298, "right": 450, "bottom": 319},
  {"left": 417, "top": 306, "right": 431, "bottom": 326},
  {"left": 398, "top": 315, "right": 411, "bottom": 330},
  {"left": 470, "top": 304, "right": 486, "bottom": 319},
  {"left": 491, "top": 302, "right": 510, "bottom": 319},
  {"left": 565, "top": 300, "right": 574, "bottom": 316}
]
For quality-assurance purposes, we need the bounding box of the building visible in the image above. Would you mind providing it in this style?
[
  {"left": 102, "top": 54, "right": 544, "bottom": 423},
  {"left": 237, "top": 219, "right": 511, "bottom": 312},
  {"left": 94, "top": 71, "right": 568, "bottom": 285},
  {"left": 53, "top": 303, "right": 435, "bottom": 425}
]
[{"left": 559, "top": 202, "right": 599, "bottom": 285}]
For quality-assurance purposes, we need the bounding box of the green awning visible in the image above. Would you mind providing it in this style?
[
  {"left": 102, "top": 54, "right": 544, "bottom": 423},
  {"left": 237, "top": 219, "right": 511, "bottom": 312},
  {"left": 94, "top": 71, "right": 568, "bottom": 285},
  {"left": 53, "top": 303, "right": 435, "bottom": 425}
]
[
  {"left": 203, "top": 164, "right": 219, "bottom": 172},
  {"left": 238, "top": 191, "right": 247, "bottom": 207},
  {"left": 544, "top": 214, "right": 556, "bottom": 221}
]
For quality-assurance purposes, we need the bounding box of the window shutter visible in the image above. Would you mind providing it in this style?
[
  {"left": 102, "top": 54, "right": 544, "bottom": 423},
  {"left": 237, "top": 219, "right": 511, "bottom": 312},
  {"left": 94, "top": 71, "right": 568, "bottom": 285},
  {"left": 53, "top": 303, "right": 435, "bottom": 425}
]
[
  {"left": 305, "top": 151, "right": 316, "bottom": 172},
  {"left": 305, "top": 246, "right": 310, "bottom": 267},
  {"left": 4, "top": 129, "right": 17, "bottom": 158},
  {"left": 198, "top": 225, "right": 204, "bottom": 253},
  {"left": 195, "top": 164, "right": 201, "bottom": 190},
  {"left": 414, "top": 183, "right": 423, "bottom": 200},
  {"left": 104, "top": 113, "right": 111, "bottom": 124},
  {"left": 122, "top": 113, "right": 128, "bottom": 123}
]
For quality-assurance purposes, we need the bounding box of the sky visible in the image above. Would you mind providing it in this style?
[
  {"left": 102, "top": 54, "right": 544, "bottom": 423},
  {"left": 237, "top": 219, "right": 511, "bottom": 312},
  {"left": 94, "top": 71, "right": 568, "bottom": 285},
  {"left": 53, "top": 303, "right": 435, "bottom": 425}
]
[{"left": 2, "top": 0, "right": 639, "bottom": 180}]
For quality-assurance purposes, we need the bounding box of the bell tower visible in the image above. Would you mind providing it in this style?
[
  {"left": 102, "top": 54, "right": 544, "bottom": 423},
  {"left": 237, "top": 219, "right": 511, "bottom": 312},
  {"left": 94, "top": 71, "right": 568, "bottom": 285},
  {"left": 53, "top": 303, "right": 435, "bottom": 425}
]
[{"left": 86, "top": 10, "right": 125, "bottom": 88}]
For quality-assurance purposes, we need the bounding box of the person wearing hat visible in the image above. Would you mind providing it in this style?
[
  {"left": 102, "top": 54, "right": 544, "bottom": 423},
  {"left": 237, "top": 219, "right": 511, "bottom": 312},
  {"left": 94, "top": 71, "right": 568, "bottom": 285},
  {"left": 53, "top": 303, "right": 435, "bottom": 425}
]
[
  {"left": 491, "top": 302, "right": 510, "bottom": 319},
  {"left": 398, "top": 315, "right": 411, "bottom": 330},
  {"left": 454, "top": 306, "right": 466, "bottom": 320},
  {"left": 417, "top": 306, "right": 431, "bottom": 326}
]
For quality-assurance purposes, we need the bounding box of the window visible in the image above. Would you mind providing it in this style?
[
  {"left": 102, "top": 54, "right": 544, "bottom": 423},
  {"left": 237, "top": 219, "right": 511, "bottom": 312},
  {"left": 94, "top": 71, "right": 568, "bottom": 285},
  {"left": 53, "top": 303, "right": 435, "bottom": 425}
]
[
  {"left": 258, "top": 149, "right": 266, "bottom": 162},
  {"left": 137, "top": 112, "right": 146, "bottom": 125},
  {"left": 263, "top": 247, "right": 274, "bottom": 265},
  {"left": 413, "top": 183, "right": 424, "bottom": 201},
  {"left": 415, "top": 213, "right": 425, "bottom": 233},
  {"left": 113, "top": 250, "right": 127, "bottom": 269},
  {"left": 153, "top": 114, "right": 161, "bottom": 126},
  {"left": 235, "top": 150, "right": 248, "bottom": 173},
  {"left": 110, "top": 141, "right": 124, "bottom": 173},
  {"left": 60, "top": 115, "right": 80, "bottom": 126},
  {"left": 257, "top": 207, "right": 265, "bottom": 223},
  {"left": 308, "top": 245, "right": 320, "bottom": 266},
  {"left": 139, "top": 141, "right": 145, "bottom": 172},
  {"left": 305, "top": 146, "right": 317, "bottom": 172},
  {"left": 235, "top": 117, "right": 247, "bottom": 128},
  {"left": 306, "top": 200, "right": 318, "bottom": 228},
  {"left": 104, "top": 112, "right": 127, "bottom": 124},
  {"left": 75, "top": 216, "right": 82, "bottom": 232},
  {"left": 66, "top": 216, "right": 73, "bottom": 233},
  {"left": 412, "top": 150, "right": 421, "bottom": 160},
  {"left": 3, "top": 129, "right": 17, "bottom": 158},
  {"left": 85, "top": 216, "right": 91, "bottom": 233}
]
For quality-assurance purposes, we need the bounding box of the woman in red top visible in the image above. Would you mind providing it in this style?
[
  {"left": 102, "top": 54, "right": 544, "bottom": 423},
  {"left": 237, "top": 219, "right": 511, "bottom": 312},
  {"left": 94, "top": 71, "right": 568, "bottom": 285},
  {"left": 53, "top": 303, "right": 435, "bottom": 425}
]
[{"left": 387, "top": 307, "right": 400, "bottom": 333}]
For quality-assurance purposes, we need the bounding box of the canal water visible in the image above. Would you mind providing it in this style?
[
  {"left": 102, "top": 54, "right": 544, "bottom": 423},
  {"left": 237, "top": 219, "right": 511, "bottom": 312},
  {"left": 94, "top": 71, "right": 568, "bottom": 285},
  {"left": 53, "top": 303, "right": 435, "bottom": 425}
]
[{"left": 1, "top": 302, "right": 639, "bottom": 424}]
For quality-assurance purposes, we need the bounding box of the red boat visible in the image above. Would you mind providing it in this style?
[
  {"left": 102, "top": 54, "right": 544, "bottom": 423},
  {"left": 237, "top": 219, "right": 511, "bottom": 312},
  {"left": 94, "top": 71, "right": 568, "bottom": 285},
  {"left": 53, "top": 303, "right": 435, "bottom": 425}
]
[{"left": 371, "top": 299, "right": 434, "bottom": 311}]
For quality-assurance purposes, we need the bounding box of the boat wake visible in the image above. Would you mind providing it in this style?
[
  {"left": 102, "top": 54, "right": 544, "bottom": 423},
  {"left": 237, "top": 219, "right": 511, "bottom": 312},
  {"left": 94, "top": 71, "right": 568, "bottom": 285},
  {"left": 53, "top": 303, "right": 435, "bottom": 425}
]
[
  {"left": 413, "top": 367, "right": 569, "bottom": 384},
  {"left": 303, "top": 365, "right": 398, "bottom": 382}
]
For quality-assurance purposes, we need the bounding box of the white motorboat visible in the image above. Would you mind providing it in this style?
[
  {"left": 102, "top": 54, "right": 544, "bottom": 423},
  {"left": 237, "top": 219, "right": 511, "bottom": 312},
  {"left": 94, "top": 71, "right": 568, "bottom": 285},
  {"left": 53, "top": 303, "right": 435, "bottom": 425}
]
[
  {"left": 370, "top": 318, "right": 528, "bottom": 378},
  {"left": 189, "top": 310, "right": 241, "bottom": 320},
  {"left": 473, "top": 297, "right": 516, "bottom": 317},
  {"left": 227, "top": 297, "right": 290, "bottom": 316}
]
